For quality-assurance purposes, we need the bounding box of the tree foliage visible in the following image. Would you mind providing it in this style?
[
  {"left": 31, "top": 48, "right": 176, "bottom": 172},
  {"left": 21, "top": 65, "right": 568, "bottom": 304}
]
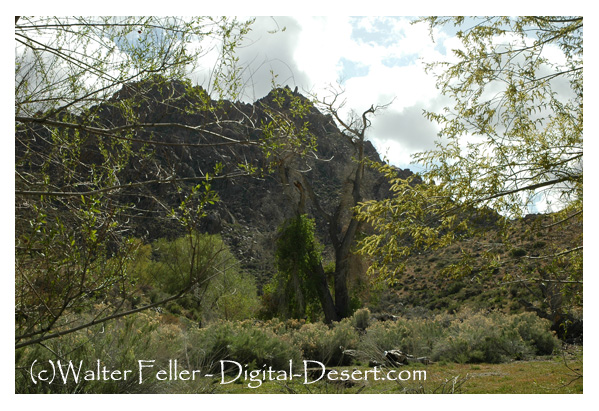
[
  {"left": 14, "top": 16, "right": 280, "bottom": 349},
  {"left": 263, "top": 215, "right": 324, "bottom": 320},
  {"left": 356, "top": 17, "right": 582, "bottom": 329},
  {"left": 417, "top": 16, "right": 582, "bottom": 217},
  {"left": 138, "top": 233, "right": 259, "bottom": 323}
]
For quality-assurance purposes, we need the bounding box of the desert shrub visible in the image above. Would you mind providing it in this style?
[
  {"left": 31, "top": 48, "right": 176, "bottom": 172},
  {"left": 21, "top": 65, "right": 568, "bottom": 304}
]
[
  {"left": 188, "top": 320, "right": 302, "bottom": 372},
  {"left": 508, "top": 312, "right": 560, "bottom": 355},
  {"left": 351, "top": 307, "right": 371, "bottom": 331},
  {"left": 430, "top": 311, "right": 548, "bottom": 363},
  {"left": 431, "top": 315, "right": 510, "bottom": 363},
  {"left": 15, "top": 309, "right": 197, "bottom": 393},
  {"left": 166, "top": 301, "right": 183, "bottom": 315},
  {"left": 509, "top": 247, "right": 527, "bottom": 258},
  {"left": 291, "top": 319, "right": 359, "bottom": 366},
  {"left": 358, "top": 315, "right": 446, "bottom": 365},
  {"left": 401, "top": 317, "right": 447, "bottom": 357},
  {"left": 261, "top": 318, "right": 307, "bottom": 334},
  {"left": 358, "top": 320, "right": 412, "bottom": 365},
  {"left": 357, "top": 309, "right": 558, "bottom": 365},
  {"left": 445, "top": 281, "right": 466, "bottom": 295}
]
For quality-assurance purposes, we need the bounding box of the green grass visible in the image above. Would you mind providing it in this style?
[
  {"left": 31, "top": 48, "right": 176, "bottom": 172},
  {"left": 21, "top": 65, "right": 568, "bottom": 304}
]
[{"left": 203, "top": 353, "right": 582, "bottom": 394}]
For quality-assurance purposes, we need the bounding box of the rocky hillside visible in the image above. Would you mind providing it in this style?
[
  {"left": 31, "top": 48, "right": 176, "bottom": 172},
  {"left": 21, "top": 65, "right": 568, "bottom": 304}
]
[
  {"left": 21, "top": 78, "right": 580, "bottom": 339},
  {"left": 81, "top": 80, "right": 410, "bottom": 287}
]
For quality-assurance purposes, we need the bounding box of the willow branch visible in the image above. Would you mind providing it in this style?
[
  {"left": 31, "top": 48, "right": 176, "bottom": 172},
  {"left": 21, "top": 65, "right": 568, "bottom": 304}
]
[{"left": 15, "top": 171, "right": 251, "bottom": 197}]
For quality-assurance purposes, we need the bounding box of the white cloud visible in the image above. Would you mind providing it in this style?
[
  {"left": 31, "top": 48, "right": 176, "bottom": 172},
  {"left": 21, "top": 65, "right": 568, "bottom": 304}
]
[
  {"left": 185, "top": 16, "right": 445, "bottom": 168},
  {"left": 292, "top": 17, "right": 355, "bottom": 87}
]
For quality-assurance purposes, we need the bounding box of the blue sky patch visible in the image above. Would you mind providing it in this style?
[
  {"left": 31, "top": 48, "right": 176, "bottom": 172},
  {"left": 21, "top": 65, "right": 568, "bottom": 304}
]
[
  {"left": 338, "top": 57, "right": 370, "bottom": 82},
  {"left": 382, "top": 54, "right": 418, "bottom": 68},
  {"left": 350, "top": 17, "right": 405, "bottom": 47}
]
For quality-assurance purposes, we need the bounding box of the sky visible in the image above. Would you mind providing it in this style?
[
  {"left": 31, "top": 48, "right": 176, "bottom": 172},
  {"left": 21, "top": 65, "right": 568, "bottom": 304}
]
[{"left": 191, "top": 16, "right": 450, "bottom": 171}]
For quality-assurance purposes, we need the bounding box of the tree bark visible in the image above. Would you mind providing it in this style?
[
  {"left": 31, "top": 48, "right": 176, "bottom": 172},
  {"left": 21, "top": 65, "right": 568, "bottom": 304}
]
[{"left": 311, "top": 263, "right": 339, "bottom": 323}]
